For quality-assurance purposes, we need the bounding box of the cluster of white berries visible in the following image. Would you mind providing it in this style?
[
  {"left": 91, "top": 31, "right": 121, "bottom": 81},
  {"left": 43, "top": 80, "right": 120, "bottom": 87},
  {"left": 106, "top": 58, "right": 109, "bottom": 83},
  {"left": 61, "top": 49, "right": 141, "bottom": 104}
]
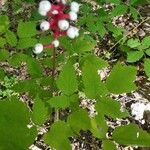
[
  {"left": 131, "top": 102, "right": 150, "bottom": 121},
  {"left": 33, "top": 0, "right": 80, "bottom": 54}
]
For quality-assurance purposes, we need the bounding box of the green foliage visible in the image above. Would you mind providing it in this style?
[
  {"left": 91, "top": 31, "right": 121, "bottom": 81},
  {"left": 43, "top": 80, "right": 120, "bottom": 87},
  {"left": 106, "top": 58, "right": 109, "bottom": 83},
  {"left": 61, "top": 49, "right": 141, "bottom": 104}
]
[
  {"left": 5, "top": 30, "right": 17, "bottom": 47},
  {"left": 127, "top": 51, "right": 144, "bottom": 63},
  {"left": 0, "top": 49, "right": 9, "bottom": 61},
  {"left": 0, "top": 69, "right": 5, "bottom": 81},
  {"left": 144, "top": 59, "right": 150, "bottom": 79},
  {"left": 44, "top": 121, "right": 73, "bottom": 150},
  {"left": 82, "top": 55, "right": 108, "bottom": 99},
  {"left": 96, "top": 96, "right": 129, "bottom": 119},
  {"left": 0, "top": 76, "right": 18, "bottom": 99},
  {"left": 17, "top": 21, "right": 37, "bottom": 38},
  {"left": 56, "top": 59, "right": 78, "bottom": 96},
  {"left": 0, "top": 15, "right": 10, "bottom": 33},
  {"left": 141, "top": 36, "right": 150, "bottom": 48},
  {"left": 0, "top": 97, "right": 37, "bottom": 150},
  {"left": 9, "top": 53, "right": 43, "bottom": 78},
  {"left": 48, "top": 95, "right": 70, "bottom": 109},
  {"left": 67, "top": 109, "right": 91, "bottom": 133},
  {"left": 112, "top": 124, "right": 150, "bottom": 147},
  {"left": 102, "top": 140, "right": 117, "bottom": 150},
  {"left": 0, "top": 37, "right": 6, "bottom": 47},
  {"left": 32, "top": 96, "right": 49, "bottom": 125},
  {"left": 106, "top": 64, "right": 137, "bottom": 94},
  {"left": 111, "top": 5, "right": 128, "bottom": 17},
  {"left": 127, "top": 38, "right": 141, "bottom": 48},
  {"left": 72, "top": 35, "right": 97, "bottom": 53},
  {"left": 17, "top": 37, "right": 37, "bottom": 49}
]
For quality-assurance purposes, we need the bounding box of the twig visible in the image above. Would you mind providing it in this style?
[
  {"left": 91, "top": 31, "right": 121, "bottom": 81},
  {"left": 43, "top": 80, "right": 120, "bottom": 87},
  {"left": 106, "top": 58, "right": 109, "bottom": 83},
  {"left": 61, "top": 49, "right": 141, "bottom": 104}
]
[{"left": 109, "top": 17, "right": 150, "bottom": 52}]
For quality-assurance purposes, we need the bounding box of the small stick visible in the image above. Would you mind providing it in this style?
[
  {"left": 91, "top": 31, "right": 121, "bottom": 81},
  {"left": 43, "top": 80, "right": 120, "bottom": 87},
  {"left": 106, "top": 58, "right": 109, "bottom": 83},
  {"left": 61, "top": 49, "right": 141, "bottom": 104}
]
[{"left": 109, "top": 17, "right": 150, "bottom": 52}]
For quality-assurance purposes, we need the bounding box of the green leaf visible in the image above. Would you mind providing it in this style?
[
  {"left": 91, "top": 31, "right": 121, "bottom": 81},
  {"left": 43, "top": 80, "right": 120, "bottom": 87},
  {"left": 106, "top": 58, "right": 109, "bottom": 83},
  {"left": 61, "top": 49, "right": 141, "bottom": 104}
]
[
  {"left": 94, "top": 113, "right": 108, "bottom": 138},
  {"left": 141, "top": 36, "right": 150, "bottom": 49},
  {"left": 112, "top": 124, "right": 150, "bottom": 147},
  {"left": 96, "top": 96, "right": 129, "bottom": 119},
  {"left": 72, "top": 35, "right": 96, "bottom": 53},
  {"left": 102, "top": 140, "right": 117, "bottom": 150},
  {"left": 111, "top": 5, "right": 128, "bottom": 17},
  {"left": 8, "top": 53, "right": 27, "bottom": 67},
  {"left": 130, "top": 6, "right": 139, "bottom": 20},
  {"left": 0, "top": 97, "right": 37, "bottom": 150},
  {"left": 0, "top": 37, "right": 6, "bottom": 47},
  {"left": 127, "top": 51, "right": 144, "bottom": 63},
  {"left": 5, "top": 30, "right": 17, "bottom": 46},
  {"left": 39, "top": 76, "right": 53, "bottom": 86},
  {"left": 106, "top": 64, "right": 137, "bottom": 94},
  {"left": 17, "top": 38, "right": 37, "bottom": 48},
  {"left": 90, "top": 116, "right": 108, "bottom": 139},
  {"left": 48, "top": 95, "right": 70, "bottom": 109},
  {"left": 82, "top": 54, "right": 108, "bottom": 70},
  {"left": 17, "top": 21, "right": 37, "bottom": 38},
  {"left": 26, "top": 57, "right": 43, "bottom": 78},
  {"left": 144, "top": 59, "right": 150, "bottom": 78},
  {"left": 127, "top": 38, "right": 141, "bottom": 48},
  {"left": 9, "top": 53, "right": 43, "bottom": 78},
  {"left": 39, "top": 35, "right": 53, "bottom": 45},
  {"left": 67, "top": 109, "right": 91, "bottom": 133},
  {"left": 96, "top": 22, "right": 107, "bottom": 38},
  {"left": 106, "top": 0, "right": 120, "bottom": 4},
  {"left": 12, "top": 79, "right": 41, "bottom": 98},
  {"left": 56, "top": 60, "right": 78, "bottom": 95},
  {"left": 0, "top": 15, "right": 9, "bottom": 33},
  {"left": 0, "top": 50, "right": 9, "bottom": 61},
  {"left": 44, "top": 121, "right": 73, "bottom": 150},
  {"left": 145, "top": 48, "right": 150, "bottom": 56},
  {"left": 82, "top": 59, "right": 108, "bottom": 99},
  {"left": 107, "top": 23, "right": 124, "bottom": 38},
  {"left": 0, "top": 69, "right": 5, "bottom": 81},
  {"left": 32, "top": 96, "right": 49, "bottom": 125},
  {"left": 42, "top": 58, "right": 53, "bottom": 67}
]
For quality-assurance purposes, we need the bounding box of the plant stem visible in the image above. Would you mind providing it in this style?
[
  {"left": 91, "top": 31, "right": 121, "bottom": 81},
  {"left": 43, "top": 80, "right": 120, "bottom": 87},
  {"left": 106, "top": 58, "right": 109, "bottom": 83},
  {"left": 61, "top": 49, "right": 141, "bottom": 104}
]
[
  {"left": 51, "top": 47, "right": 59, "bottom": 122},
  {"left": 51, "top": 48, "right": 56, "bottom": 92}
]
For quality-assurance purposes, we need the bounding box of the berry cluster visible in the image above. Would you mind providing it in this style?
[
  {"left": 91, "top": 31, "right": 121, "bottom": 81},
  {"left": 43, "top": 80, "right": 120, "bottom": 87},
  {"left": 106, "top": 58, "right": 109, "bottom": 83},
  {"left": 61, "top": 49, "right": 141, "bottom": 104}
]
[{"left": 33, "top": 0, "right": 80, "bottom": 54}]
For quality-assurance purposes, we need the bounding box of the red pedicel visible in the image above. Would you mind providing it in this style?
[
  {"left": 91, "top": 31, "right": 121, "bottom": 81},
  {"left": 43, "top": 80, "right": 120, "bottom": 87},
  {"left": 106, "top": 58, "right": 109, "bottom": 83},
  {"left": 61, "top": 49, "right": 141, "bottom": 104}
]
[{"left": 43, "top": 44, "right": 54, "bottom": 49}]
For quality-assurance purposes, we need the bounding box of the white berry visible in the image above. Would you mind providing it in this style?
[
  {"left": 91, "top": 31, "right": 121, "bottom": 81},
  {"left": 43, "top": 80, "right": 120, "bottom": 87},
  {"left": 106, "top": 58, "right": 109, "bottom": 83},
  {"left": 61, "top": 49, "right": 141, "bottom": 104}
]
[
  {"left": 52, "top": 40, "right": 60, "bottom": 48},
  {"left": 38, "top": 9, "right": 47, "bottom": 16},
  {"left": 67, "top": 26, "right": 79, "bottom": 39},
  {"left": 39, "top": 0, "right": 51, "bottom": 12},
  {"left": 40, "top": 21, "right": 50, "bottom": 31},
  {"left": 61, "top": 0, "right": 67, "bottom": 4},
  {"left": 33, "top": 43, "right": 44, "bottom": 54},
  {"left": 69, "top": 11, "right": 77, "bottom": 21},
  {"left": 70, "top": 1, "right": 80, "bottom": 13},
  {"left": 58, "top": 20, "right": 69, "bottom": 31}
]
